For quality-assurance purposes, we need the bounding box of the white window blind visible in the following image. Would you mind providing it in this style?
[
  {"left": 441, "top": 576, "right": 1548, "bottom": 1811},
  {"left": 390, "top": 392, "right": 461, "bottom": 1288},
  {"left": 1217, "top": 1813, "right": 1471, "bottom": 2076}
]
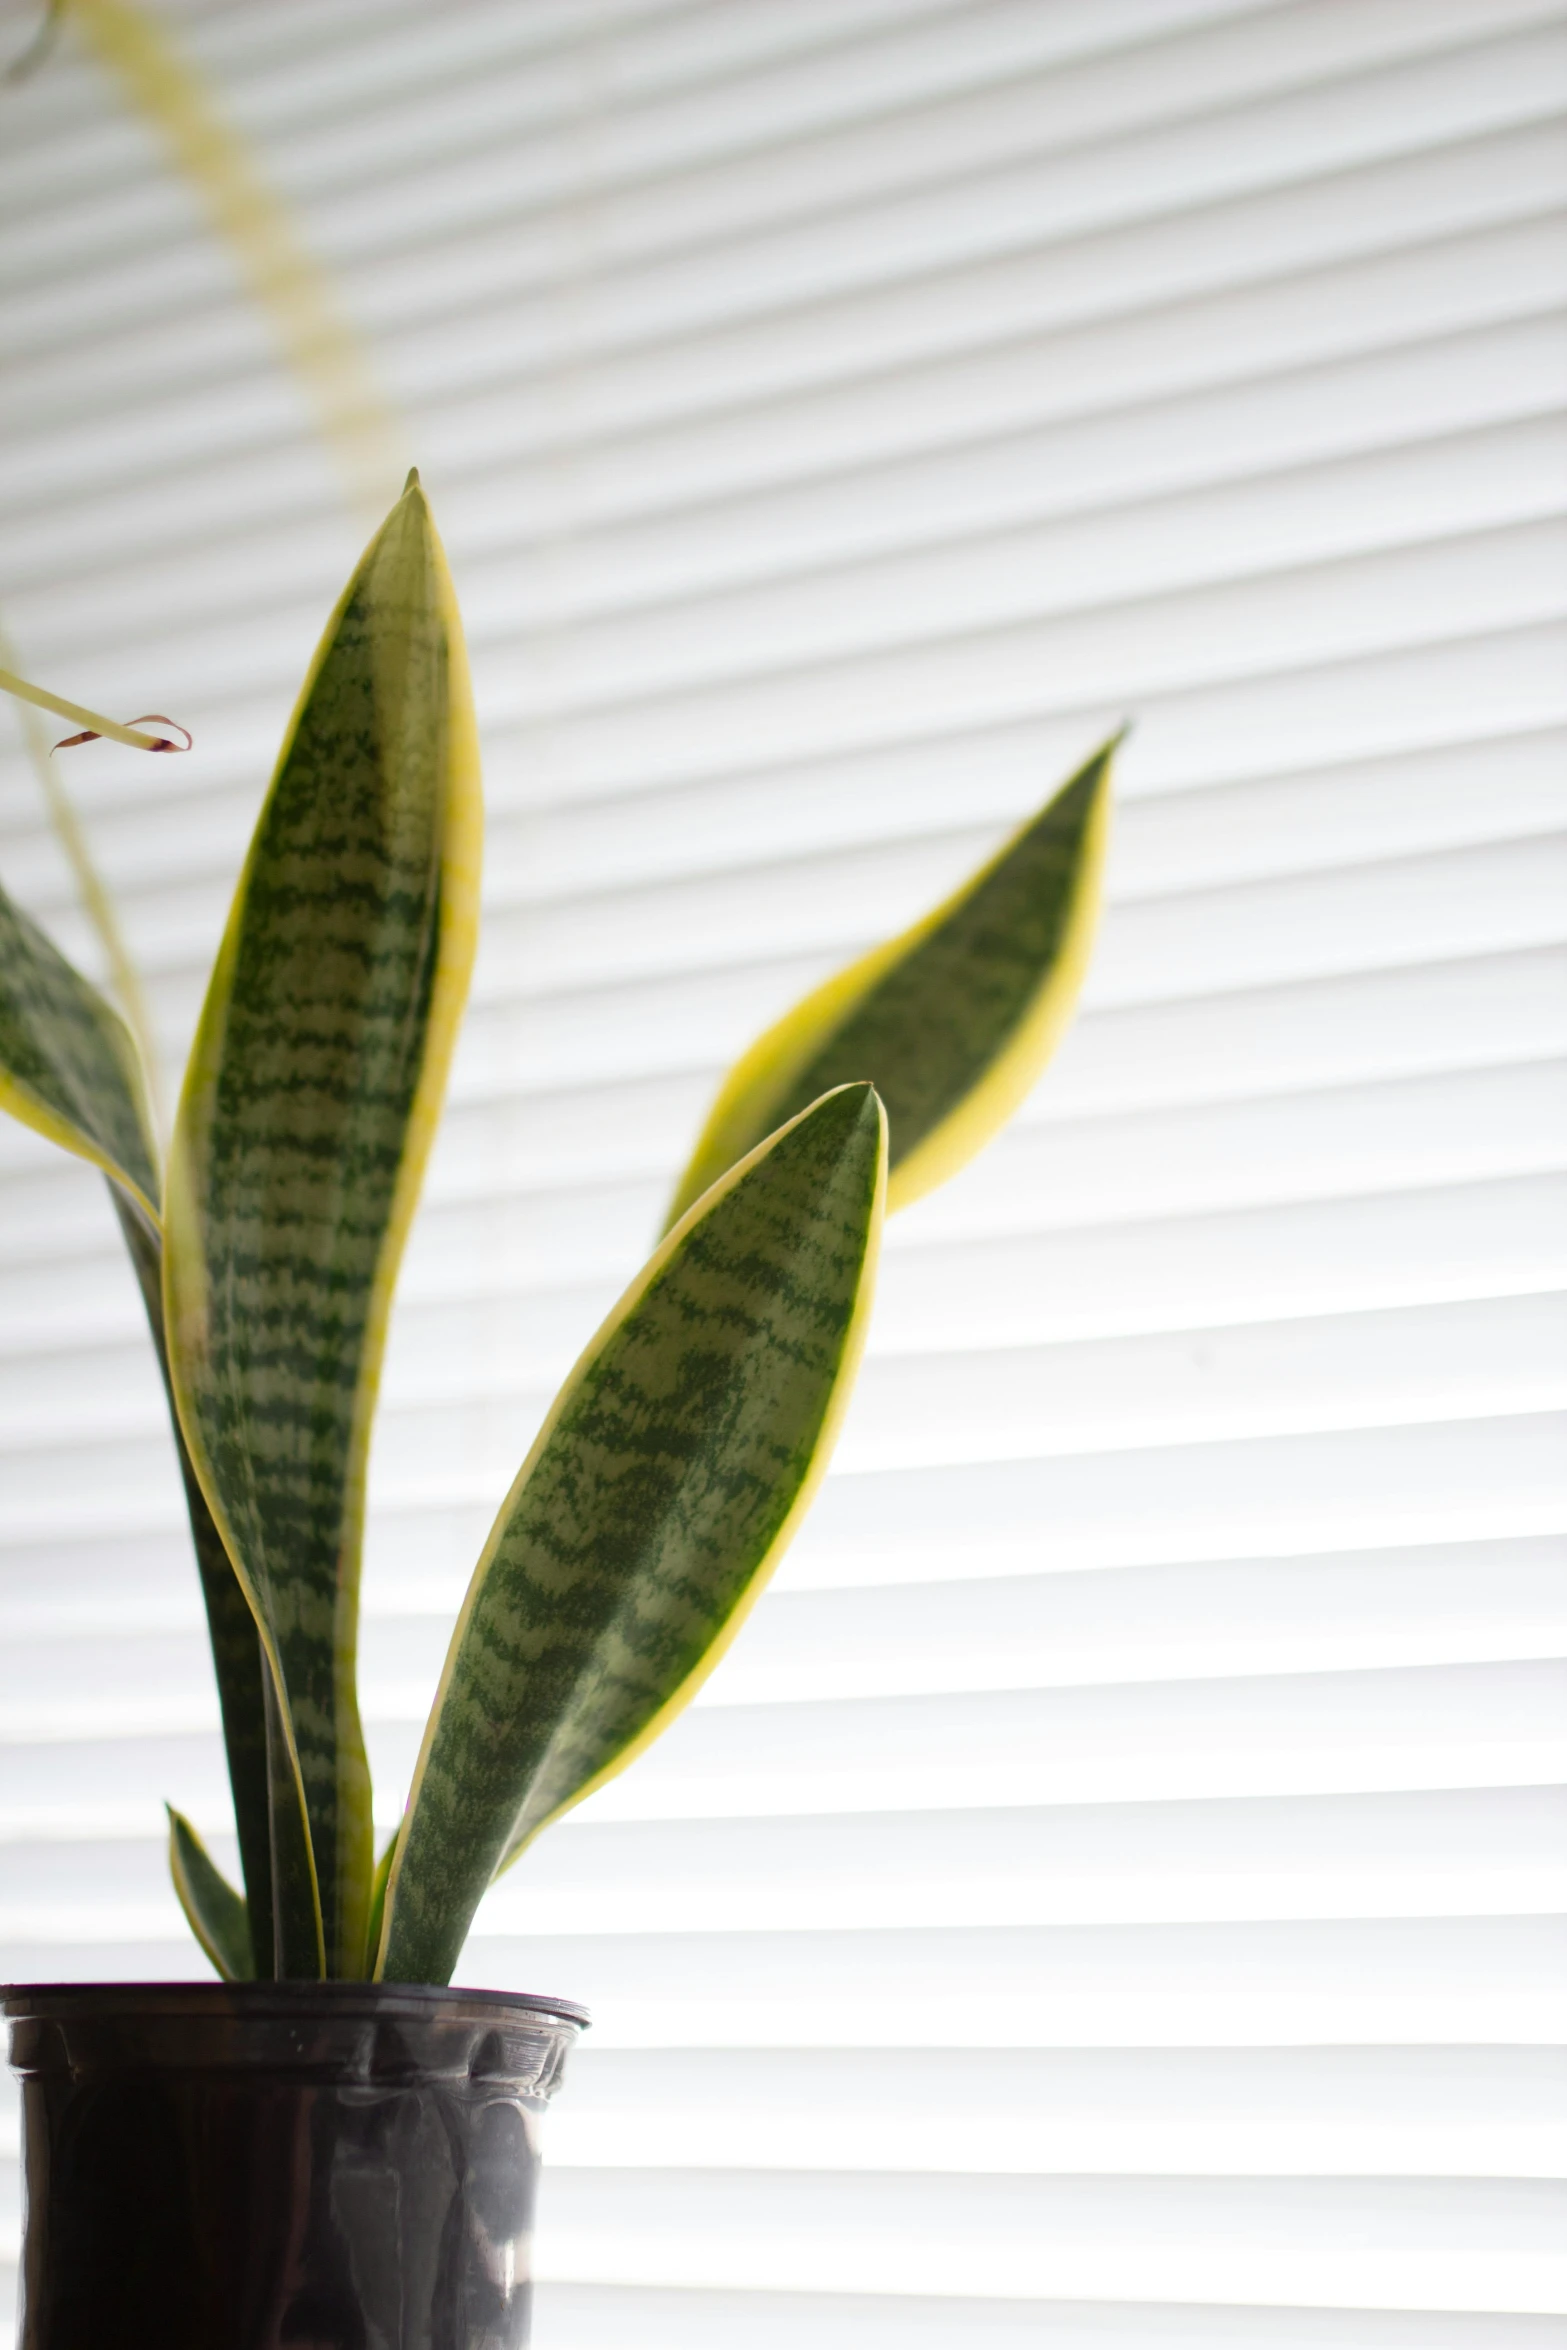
[{"left": 0, "top": 0, "right": 1564, "bottom": 2339}]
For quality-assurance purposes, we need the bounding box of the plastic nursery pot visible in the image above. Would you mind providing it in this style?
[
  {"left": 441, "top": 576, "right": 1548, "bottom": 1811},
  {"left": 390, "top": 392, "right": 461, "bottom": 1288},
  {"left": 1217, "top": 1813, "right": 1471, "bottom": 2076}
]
[{"left": 3, "top": 1980, "right": 587, "bottom": 2350}]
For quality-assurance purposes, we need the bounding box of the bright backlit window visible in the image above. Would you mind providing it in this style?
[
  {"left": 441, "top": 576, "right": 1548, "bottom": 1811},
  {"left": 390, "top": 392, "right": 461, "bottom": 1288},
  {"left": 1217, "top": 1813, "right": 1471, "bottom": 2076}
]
[{"left": 0, "top": 2, "right": 1564, "bottom": 2338}]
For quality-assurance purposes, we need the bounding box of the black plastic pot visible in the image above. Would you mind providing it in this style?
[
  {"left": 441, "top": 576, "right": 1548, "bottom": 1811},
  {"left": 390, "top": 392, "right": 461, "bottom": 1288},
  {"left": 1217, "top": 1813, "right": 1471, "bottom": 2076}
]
[{"left": 4, "top": 1981, "right": 586, "bottom": 2350}]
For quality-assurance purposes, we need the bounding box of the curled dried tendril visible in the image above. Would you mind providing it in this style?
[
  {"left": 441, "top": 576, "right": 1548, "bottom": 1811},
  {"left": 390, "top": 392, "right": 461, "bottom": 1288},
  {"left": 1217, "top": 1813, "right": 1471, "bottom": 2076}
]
[
  {"left": 2, "top": 665, "right": 191, "bottom": 755},
  {"left": 53, "top": 714, "right": 193, "bottom": 755}
]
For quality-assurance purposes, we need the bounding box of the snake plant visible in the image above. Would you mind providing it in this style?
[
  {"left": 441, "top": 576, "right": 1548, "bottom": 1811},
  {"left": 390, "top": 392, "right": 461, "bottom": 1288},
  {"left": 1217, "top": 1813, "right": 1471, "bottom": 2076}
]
[{"left": 0, "top": 474, "right": 1116, "bottom": 1983}]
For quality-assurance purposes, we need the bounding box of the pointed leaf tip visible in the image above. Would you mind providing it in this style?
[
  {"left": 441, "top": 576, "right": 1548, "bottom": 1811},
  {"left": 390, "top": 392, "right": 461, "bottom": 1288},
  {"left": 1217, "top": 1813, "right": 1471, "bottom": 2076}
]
[
  {"left": 167, "top": 1804, "right": 254, "bottom": 1982},
  {"left": 403, "top": 466, "right": 422, "bottom": 493},
  {"left": 662, "top": 734, "right": 1118, "bottom": 1227}
]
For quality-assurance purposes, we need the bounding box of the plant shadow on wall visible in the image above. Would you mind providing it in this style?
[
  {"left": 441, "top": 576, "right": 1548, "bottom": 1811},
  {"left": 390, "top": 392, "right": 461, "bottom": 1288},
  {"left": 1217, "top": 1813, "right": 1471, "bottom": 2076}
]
[{"left": 0, "top": 473, "right": 1118, "bottom": 1987}]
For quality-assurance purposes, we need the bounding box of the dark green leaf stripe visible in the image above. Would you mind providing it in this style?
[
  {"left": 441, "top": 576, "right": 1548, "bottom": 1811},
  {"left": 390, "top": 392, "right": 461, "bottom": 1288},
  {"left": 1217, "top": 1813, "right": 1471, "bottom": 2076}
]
[
  {"left": 167, "top": 1806, "right": 254, "bottom": 1983},
  {"left": 0, "top": 873, "right": 158, "bottom": 1217},
  {"left": 665, "top": 734, "right": 1118, "bottom": 1226},
  {"left": 378, "top": 1082, "right": 887, "bottom": 1985},
  {"left": 165, "top": 474, "right": 483, "bottom": 1977}
]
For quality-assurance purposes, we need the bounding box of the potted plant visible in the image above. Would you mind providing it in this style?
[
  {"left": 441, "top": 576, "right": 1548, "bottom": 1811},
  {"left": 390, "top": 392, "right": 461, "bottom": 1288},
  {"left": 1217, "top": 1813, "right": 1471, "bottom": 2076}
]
[{"left": 0, "top": 473, "right": 1115, "bottom": 2348}]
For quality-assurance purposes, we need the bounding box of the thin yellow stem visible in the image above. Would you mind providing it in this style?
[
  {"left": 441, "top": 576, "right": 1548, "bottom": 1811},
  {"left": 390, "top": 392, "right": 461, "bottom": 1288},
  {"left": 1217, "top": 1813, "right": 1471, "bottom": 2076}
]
[
  {"left": 65, "top": 0, "right": 407, "bottom": 527},
  {"left": 4, "top": 0, "right": 63, "bottom": 84},
  {"left": 5, "top": 0, "right": 413, "bottom": 1145},
  {"left": 0, "top": 639, "right": 169, "bottom": 1139}
]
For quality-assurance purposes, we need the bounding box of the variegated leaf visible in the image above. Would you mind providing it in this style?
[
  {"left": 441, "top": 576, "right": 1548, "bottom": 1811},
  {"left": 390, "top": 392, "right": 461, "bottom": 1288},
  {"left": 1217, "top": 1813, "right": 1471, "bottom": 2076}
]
[
  {"left": 0, "top": 872, "right": 158, "bottom": 1220},
  {"left": 167, "top": 1806, "right": 253, "bottom": 1983},
  {"left": 164, "top": 471, "right": 482, "bottom": 1978},
  {"left": 378, "top": 1082, "right": 887, "bottom": 1986},
  {"left": 362, "top": 1826, "right": 399, "bottom": 1978},
  {"left": 664, "top": 733, "right": 1119, "bottom": 1228},
  {"left": 115, "top": 1193, "right": 277, "bottom": 1974},
  {"left": 0, "top": 879, "right": 278, "bottom": 1970}
]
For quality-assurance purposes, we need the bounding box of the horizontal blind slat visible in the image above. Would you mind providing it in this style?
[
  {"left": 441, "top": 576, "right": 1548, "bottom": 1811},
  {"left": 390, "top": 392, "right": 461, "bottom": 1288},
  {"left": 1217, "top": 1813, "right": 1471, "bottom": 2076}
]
[{"left": 530, "top": 2281, "right": 1567, "bottom": 2348}]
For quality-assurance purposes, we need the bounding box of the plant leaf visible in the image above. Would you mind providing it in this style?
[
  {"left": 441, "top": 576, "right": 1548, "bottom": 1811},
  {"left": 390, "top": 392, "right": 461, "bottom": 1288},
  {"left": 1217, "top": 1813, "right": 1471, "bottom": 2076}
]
[
  {"left": 164, "top": 471, "right": 483, "bottom": 1978},
  {"left": 167, "top": 1806, "right": 254, "bottom": 1982},
  {"left": 262, "top": 1650, "right": 323, "bottom": 1979},
  {"left": 0, "top": 870, "right": 159, "bottom": 1220},
  {"left": 664, "top": 733, "right": 1119, "bottom": 1230},
  {"left": 362, "top": 1826, "right": 399, "bottom": 1978},
  {"left": 0, "top": 881, "right": 280, "bottom": 1962},
  {"left": 113, "top": 1190, "right": 277, "bottom": 1974},
  {"left": 378, "top": 1081, "right": 886, "bottom": 1986},
  {"left": 1, "top": 616, "right": 169, "bottom": 1131}
]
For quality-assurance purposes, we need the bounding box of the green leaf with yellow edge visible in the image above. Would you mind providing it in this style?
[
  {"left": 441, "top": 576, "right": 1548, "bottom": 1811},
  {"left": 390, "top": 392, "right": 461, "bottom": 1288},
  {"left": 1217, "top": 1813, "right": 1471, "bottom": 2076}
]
[
  {"left": 114, "top": 1192, "right": 278, "bottom": 1975},
  {"left": 0, "top": 881, "right": 279, "bottom": 1969},
  {"left": 167, "top": 1805, "right": 254, "bottom": 1983},
  {"left": 377, "top": 1081, "right": 887, "bottom": 1986},
  {"left": 664, "top": 733, "right": 1120, "bottom": 1231},
  {"left": 261, "top": 1652, "right": 321, "bottom": 1979},
  {"left": 0, "top": 871, "right": 159, "bottom": 1222},
  {"left": 164, "top": 471, "right": 483, "bottom": 1979},
  {"left": 361, "top": 1826, "right": 399, "bottom": 1978}
]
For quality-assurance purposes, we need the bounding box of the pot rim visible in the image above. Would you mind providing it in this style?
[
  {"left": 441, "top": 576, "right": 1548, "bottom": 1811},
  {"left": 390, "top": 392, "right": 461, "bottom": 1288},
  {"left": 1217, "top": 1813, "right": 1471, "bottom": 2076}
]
[{"left": 1, "top": 1979, "right": 589, "bottom": 2028}]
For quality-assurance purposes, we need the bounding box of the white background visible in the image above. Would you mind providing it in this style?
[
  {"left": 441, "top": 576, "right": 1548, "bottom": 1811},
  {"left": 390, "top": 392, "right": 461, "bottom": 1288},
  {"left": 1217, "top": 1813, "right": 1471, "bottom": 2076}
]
[{"left": 0, "top": 1, "right": 1564, "bottom": 2340}]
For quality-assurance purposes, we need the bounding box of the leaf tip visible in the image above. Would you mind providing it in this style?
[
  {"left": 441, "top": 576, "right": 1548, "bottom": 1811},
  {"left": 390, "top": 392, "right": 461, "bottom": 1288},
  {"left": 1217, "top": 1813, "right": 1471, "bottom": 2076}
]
[
  {"left": 1087, "top": 720, "right": 1131, "bottom": 780},
  {"left": 798, "top": 1080, "right": 888, "bottom": 1202},
  {"left": 808, "top": 1076, "right": 884, "bottom": 1146}
]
